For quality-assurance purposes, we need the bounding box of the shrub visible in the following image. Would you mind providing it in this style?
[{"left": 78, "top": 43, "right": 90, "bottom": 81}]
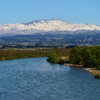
[
  {"left": 97, "top": 65, "right": 100, "bottom": 70},
  {"left": 47, "top": 53, "right": 59, "bottom": 63},
  {"left": 94, "top": 74, "right": 100, "bottom": 79},
  {"left": 58, "top": 58, "right": 65, "bottom": 64}
]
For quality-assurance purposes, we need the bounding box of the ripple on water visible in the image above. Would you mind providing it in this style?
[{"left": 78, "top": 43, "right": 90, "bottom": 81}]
[{"left": 0, "top": 57, "right": 100, "bottom": 100}]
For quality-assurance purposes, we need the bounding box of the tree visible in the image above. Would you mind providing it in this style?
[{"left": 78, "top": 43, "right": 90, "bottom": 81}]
[
  {"left": 47, "top": 52, "right": 59, "bottom": 63},
  {"left": 69, "top": 47, "right": 83, "bottom": 64},
  {"left": 83, "top": 47, "right": 92, "bottom": 67}
]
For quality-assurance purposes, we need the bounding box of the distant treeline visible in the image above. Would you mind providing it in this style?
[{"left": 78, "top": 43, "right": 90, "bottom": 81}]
[
  {"left": 0, "top": 49, "right": 48, "bottom": 60},
  {"left": 69, "top": 46, "right": 100, "bottom": 69},
  {"left": 0, "top": 44, "right": 78, "bottom": 49},
  {"left": 0, "top": 48, "right": 71, "bottom": 60},
  {"left": 1, "top": 45, "right": 61, "bottom": 49}
]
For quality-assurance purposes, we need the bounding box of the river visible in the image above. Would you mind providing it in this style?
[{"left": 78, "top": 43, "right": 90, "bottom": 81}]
[{"left": 0, "top": 57, "right": 100, "bottom": 100}]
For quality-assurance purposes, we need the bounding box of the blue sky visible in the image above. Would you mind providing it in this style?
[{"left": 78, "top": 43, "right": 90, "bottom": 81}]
[{"left": 0, "top": 0, "right": 100, "bottom": 25}]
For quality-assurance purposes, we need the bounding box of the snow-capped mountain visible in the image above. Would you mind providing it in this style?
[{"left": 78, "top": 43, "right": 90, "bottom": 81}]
[{"left": 0, "top": 19, "right": 100, "bottom": 36}]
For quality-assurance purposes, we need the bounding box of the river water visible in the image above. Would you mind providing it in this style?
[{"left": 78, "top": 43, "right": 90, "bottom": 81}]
[{"left": 0, "top": 57, "right": 100, "bottom": 100}]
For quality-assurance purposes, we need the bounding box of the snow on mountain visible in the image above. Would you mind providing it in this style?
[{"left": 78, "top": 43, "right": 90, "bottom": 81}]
[{"left": 0, "top": 19, "right": 100, "bottom": 36}]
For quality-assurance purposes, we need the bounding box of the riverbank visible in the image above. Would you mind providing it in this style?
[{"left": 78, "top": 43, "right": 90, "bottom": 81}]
[
  {"left": 83, "top": 68, "right": 100, "bottom": 79},
  {"left": 64, "top": 63, "right": 83, "bottom": 67},
  {"left": 64, "top": 63, "right": 100, "bottom": 79}
]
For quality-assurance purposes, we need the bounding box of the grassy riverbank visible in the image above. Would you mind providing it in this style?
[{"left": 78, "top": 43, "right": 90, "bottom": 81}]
[{"left": 47, "top": 46, "right": 100, "bottom": 79}]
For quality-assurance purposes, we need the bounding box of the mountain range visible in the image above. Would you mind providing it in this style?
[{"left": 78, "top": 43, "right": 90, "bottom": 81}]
[
  {"left": 0, "top": 19, "right": 100, "bottom": 46},
  {"left": 0, "top": 19, "right": 100, "bottom": 36}
]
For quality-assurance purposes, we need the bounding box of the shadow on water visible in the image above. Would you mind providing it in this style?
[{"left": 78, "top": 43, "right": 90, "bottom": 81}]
[{"left": 0, "top": 57, "right": 100, "bottom": 100}]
